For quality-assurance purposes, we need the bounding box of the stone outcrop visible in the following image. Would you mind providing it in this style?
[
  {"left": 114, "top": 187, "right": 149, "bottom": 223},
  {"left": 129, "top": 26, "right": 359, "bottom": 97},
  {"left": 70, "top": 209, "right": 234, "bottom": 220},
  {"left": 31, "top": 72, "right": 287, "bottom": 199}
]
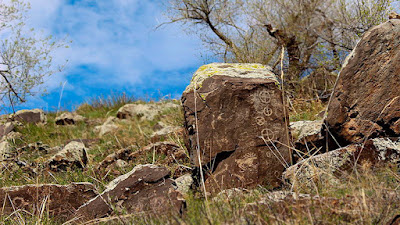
[
  {"left": 182, "top": 63, "right": 291, "bottom": 194},
  {"left": 55, "top": 112, "right": 86, "bottom": 125},
  {"left": 117, "top": 102, "right": 179, "bottom": 121},
  {"left": 0, "top": 183, "right": 97, "bottom": 221},
  {"left": 283, "top": 138, "right": 400, "bottom": 191},
  {"left": 12, "top": 109, "right": 46, "bottom": 124},
  {"left": 48, "top": 141, "right": 88, "bottom": 171},
  {"left": 325, "top": 20, "right": 400, "bottom": 146},
  {"left": 74, "top": 164, "right": 183, "bottom": 221}
]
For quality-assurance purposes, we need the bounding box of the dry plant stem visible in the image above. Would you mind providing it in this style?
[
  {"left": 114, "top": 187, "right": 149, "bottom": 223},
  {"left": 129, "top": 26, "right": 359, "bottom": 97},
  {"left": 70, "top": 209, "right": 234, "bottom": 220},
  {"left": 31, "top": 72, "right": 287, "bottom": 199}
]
[
  {"left": 193, "top": 81, "right": 210, "bottom": 210},
  {"left": 280, "top": 46, "right": 292, "bottom": 165}
]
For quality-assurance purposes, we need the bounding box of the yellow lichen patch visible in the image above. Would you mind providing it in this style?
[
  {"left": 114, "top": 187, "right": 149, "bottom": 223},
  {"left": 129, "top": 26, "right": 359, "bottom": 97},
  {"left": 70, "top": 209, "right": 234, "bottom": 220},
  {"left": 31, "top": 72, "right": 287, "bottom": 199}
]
[{"left": 184, "top": 63, "right": 277, "bottom": 94}]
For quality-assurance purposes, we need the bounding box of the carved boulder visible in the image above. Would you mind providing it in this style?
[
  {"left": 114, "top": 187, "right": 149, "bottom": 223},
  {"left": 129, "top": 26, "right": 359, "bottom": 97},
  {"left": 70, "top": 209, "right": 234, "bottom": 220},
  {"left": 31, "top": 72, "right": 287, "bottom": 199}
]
[
  {"left": 0, "top": 183, "right": 97, "bottom": 221},
  {"left": 182, "top": 63, "right": 291, "bottom": 194}
]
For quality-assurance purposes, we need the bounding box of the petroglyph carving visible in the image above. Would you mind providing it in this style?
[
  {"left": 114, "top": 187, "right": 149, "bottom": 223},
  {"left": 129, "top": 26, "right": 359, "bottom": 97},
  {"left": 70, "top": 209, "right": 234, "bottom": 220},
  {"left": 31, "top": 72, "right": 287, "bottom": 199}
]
[
  {"left": 261, "top": 128, "right": 275, "bottom": 140},
  {"left": 258, "top": 90, "right": 274, "bottom": 104},
  {"left": 256, "top": 116, "right": 265, "bottom": 126},
  {"left": 263, "top": 107, "right": 273, "bottom": 116},
  {"left": 235, "top": 152, "right": 257, "bottom": 170}
]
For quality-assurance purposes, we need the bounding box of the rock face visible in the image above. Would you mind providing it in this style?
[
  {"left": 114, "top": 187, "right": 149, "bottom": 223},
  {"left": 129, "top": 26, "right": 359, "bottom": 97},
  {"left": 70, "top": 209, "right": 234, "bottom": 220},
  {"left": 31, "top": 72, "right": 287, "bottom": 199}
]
[
  {"left": 74, "top": 164, "right": 183, "bottom": 221},
  {"left": 116, "top": 102, "right": 179, "bottom": 121},
  {"left": 283, "top": 138, "right": 400, "bottom": 191},
  {"left": 326, "top": 20, "right": 400, "bottom": 146},
  {"left": 13, "top": 109, "right": 46, "bottom": 124},
  {"left": 48, "top": 141, "right": 88, "bottom": 171},
  {"left": 182, "top": 63, "right": 291, "bottom": 193},
  {"left": 0, "top": 183, "right": 97, "bottom": 221},
  {"left": 55, "top": 112, "right": 85, "bottom": 125}
]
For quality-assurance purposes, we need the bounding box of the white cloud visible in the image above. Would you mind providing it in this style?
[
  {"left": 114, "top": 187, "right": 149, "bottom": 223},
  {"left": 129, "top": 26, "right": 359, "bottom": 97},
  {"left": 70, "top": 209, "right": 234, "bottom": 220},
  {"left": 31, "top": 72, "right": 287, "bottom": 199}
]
[{"left": 24, "top": 0, "right": 202, "bottom": 95}]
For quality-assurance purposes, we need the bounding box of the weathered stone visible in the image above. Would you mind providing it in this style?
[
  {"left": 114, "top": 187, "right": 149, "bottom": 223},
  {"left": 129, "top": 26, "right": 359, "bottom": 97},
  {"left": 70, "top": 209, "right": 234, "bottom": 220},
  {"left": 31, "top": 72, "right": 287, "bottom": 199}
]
[
  {"left": 0, "top": 122, "right": 14, "bottom": 137},
  {"left": 12, "top": 109, "right": 46, "bottom": 124},
  {"left": 175, "top": 174, "right": 193, "bottom": 195},
  {"left": 389, "top": 12, "right": 400, "bottom": 19},
  {"left": 64, "top": 138, "right": 100, "bottom": 148},
  {"left": 94, "top": 116, "right": 119, "bottom": 137},
  {"left": 48, "top": 141, "right": 88, "bottom": 171},
  {"left": 74, "top": 164, "right": 183, "bottom": 221},
  {"left": 0, "top": 141, "right": 13, "bottom": 161},
  {"left": 55, "top": 112, "right": 86, "bottom": 125},
  {"left": 116, "top": 102, "right": 179, "bottom": 121},
  {"left": 0, "top": 183, "right": 97, "bottom": 221},
  {"left": 290, "top": 120, "right": 325, "bottom": 162},
  {"left": 182, "top": 63, "right": 290, "bottom": 194},
  {"left": 97, "top": 147, "right": 134, "bottom": 171},
  {"left": 151, "top": 122, "right": 183, "bottom": 142},
  {"left": 283, "top": 138, "right": 400, "bottom": 191},
  {"left": 326, "top": 20, "right": 400, "bottom": 146}
]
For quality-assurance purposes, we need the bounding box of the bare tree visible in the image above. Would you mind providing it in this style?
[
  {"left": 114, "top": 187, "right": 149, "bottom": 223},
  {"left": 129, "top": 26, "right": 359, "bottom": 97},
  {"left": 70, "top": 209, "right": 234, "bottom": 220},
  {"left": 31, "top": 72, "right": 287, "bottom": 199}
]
[{"left": 165, "top": 0, "right": 393, "bottom": 88}]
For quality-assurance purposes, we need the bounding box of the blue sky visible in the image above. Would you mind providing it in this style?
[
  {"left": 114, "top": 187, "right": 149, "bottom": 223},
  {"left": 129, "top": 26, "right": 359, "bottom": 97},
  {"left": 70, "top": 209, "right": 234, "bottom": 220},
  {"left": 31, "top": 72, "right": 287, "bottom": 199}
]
[
  {"left": 17, "top": 0, "right": 206, "bottom": 112},
  {"left": 12, "top": 0, "right": 400, "bottom": 113}
]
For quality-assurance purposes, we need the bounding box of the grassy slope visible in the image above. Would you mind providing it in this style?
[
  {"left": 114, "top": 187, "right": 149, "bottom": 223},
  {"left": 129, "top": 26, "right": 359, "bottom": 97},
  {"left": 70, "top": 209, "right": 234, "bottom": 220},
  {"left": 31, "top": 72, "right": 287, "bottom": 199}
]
[{"left": 1, "top": 97, "right": 399, "bottom": 224}]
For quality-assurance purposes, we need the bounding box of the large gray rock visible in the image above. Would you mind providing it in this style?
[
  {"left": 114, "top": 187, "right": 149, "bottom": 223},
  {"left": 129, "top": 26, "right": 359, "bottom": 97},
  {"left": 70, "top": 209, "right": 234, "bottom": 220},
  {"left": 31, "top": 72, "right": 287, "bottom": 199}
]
[
  {"left": 325, "top": 20, "right": 400, "bottom": 146},
  {"left": 182, "top": 63, "right": 291, "bottom": 194},
  {"left": 74, "top": 164, "right": 183, "bottom": 222},
  {"left": 12, "top": 109, "right": 46, "bottom": 124},
  {"left": 48, "top": 141, "right": 88, "bottom": 171},
  {"left": 283, "top": 138, "right": 400, "bottom": 191}
]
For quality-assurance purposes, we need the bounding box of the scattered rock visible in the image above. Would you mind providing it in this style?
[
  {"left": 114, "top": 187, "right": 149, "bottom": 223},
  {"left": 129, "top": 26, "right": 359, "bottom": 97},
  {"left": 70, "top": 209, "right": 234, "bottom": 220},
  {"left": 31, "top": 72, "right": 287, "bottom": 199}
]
[
  {"left": 283, "top": 138, "right": 400, "bottom": 191},
  {"left": 94, "top": 116, "right": 119, "bottom": 137},
  {"left": 133, "top": 141, "right": 187, "bottom": 164},
  {"left": 64, "top": 138, "right": 100, "bottom": 148},
  {"left": 0, "top": 183, "right": 97, "bottom": 221},
  {"left": 97, "top": 147, "right": 134, "bottom": 171},
  {"left": 18, "top": 142, "right": 50, "bottom": 154},
  {"left": 175, "top": 174, "right": 193, "bottom": 195},
  {"left": 151, "top": 122, "right": 183, "bottom": 141},
  {"left": 182, "top": 63, "right": 291, "bottom": 194},
  {"left": 47, "top": 141, "right": 88, "bottom": 171},
  {"left": 55, "top": 112, "right": 86, "bottom": 125},
  {"left": 116, "top": 102, "right": 179, "bottom": 121},
  {"left": 290, "top": 120, "right": 325, "bottom": 162},
  {"left": 12, "top": 109, "right": 46, "bottom": 124},
  {"left": 0, "top": 141, "right": 13, "bottom": 161},
  {"left": 325, "top": 20, "right": 400, "bottom": 146},
  {"left": 74, "top": 164, "right": 183, "bottom": 221},
  {"left": 0, "top": 122, "right": 14, "bottom": 138}
]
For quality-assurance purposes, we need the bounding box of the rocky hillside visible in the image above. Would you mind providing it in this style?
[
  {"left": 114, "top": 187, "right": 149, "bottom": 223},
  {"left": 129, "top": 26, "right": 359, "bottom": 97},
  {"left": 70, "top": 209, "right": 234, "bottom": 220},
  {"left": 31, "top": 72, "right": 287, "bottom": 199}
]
[{"left": 0, "top": 19, "right": 399, "bottom": 224}]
